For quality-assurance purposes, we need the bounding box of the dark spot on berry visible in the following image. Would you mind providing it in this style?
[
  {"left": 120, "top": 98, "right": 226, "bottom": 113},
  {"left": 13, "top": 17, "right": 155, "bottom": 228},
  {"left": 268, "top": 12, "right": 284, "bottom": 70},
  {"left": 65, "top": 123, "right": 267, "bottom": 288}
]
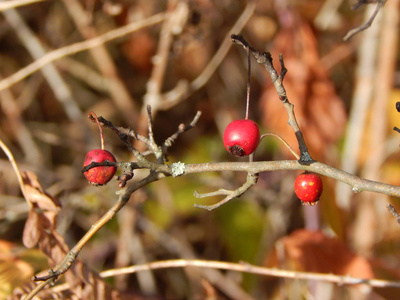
[{"left": 228, "top": 145, "right": 245, "bottom": 157}]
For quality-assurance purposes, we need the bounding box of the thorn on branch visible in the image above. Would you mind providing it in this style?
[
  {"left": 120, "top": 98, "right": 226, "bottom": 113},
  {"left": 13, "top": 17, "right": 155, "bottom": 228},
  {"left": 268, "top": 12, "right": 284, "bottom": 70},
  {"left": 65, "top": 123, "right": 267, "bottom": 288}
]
[
  {"left": 278, "top": 54, "right": 287, "bottom": 80},
  {"left": 32, "top": 251, "right": 78, "bottom": 282},
  {"left": 32, "top": 268, "right": 58, "bottom": 283}
]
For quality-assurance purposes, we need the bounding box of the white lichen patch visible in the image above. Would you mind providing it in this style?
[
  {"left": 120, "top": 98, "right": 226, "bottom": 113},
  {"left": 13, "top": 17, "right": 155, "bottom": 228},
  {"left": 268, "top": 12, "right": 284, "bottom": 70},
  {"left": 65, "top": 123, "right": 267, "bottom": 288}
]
[{"left": 171, "top": 162, "right": 186, "bottom": 177}]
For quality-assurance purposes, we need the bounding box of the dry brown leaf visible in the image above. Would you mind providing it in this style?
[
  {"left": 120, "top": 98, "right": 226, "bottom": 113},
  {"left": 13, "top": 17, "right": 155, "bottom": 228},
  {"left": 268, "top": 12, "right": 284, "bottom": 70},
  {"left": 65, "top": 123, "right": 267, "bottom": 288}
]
[
  {"left": 266, "top": 229, "right": 374, "bottom": 279},
  {"left": 260, "top": 18, "right": 346, "bottom": 161},
  {"left": 21, "top": 171, "right": 61, "bottom": 249}
]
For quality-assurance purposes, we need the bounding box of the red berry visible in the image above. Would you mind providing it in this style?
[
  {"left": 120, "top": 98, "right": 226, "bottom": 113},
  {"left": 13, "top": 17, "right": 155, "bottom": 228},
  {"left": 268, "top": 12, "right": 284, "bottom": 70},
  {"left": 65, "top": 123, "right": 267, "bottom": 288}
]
[
  {"left": 294, "top": 172, "right": 323, "bottom": 205},
  {"left": 223, "top": 119, "right": 260, "bottom": 156},
  {"left": 83, "top": 149, "right": 116, "bottom": 186}
]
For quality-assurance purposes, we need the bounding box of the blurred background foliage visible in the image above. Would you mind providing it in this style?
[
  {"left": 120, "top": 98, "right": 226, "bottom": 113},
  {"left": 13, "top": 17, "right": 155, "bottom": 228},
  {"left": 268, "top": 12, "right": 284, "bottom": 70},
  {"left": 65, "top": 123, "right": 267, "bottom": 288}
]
[{"left": 0, "top": 0, "right": 400, "bottom": 299}]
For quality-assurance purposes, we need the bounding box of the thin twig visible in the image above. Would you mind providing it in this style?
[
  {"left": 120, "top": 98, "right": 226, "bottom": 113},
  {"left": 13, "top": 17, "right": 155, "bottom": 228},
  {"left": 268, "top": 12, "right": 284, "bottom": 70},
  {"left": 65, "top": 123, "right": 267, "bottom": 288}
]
[
  {"left": 0, "top": 139, "right": 31, "bottom": 208},
  {"left": 162, "top": 111, "right": 202, "bottom": 155},
  {"left": 98, "top": 259, "right": 400, "bottom": 288},
  {"left": 344, "top": 0, "right": 387, "bottom": 41},
  {"left": 337, "top": 1, "right": 383, "bottom": 209},
  {"left": 50, "top": 257, "right": 400, "bottom": 293}
]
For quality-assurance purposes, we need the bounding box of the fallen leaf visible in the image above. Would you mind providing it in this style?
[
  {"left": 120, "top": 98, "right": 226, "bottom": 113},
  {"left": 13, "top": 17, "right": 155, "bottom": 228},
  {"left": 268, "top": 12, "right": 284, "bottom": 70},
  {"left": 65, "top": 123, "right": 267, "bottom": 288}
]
[
  {"left": 266, "top": 229, "right": 374, "bottom": 279},
  {"left": 21, "top": 171, "right": 61, "bottom": 249}
]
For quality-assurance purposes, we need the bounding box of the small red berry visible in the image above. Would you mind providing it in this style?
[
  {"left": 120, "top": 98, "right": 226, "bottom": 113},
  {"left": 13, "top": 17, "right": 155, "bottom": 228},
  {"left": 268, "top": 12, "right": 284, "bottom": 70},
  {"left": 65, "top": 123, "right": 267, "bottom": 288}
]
[
  {"left": 294, "top": 172, "right": 323, "bottom": 205},
  {"left": 223, "top": 119, "right": 260, "bottom": 156},
  {"left": 83, "top": 149, "right": 116, "bottom": 186}
]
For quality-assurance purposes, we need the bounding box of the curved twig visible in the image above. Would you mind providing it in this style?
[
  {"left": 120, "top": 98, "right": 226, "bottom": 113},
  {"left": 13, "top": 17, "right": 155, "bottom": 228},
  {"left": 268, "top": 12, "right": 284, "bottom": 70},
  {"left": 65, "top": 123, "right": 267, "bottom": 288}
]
[{"left": 344, "top": 0, "right": 387, "bottom": 41}]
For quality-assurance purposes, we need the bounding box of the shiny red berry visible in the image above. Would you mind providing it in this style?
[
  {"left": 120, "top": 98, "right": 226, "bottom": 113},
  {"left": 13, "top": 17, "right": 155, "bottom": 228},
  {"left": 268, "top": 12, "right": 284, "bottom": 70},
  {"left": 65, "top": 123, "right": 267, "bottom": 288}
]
[
  {"left": 294, "top": 172, "right": 323, "bottom": 205},
  {"left": 223, "top": 119, "right": 260, "bottom": 156},
  {"left": 83, "top": 149, "right": 116, "bottom": 186}
]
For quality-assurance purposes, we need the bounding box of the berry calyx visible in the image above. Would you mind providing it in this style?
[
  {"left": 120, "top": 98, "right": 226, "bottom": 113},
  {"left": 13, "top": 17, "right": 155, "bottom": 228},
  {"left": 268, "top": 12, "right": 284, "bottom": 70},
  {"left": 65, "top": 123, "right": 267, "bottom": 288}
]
[
  {"left": 294, "top": 172, "right": 323, "bottom": 205},
  {"left": 83, "top": 149, "right": 116, "bottom": 185},
  {"left": 223, "top": 119, "right": 260, "bottom": 156}
]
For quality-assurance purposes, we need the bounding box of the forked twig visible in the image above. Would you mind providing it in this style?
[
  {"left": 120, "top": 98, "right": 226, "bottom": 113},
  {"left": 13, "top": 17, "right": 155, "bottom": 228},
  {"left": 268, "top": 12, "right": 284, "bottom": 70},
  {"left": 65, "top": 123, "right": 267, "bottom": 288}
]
[{"left": 194, "top": 173, "right": 258, "bottom": 210}]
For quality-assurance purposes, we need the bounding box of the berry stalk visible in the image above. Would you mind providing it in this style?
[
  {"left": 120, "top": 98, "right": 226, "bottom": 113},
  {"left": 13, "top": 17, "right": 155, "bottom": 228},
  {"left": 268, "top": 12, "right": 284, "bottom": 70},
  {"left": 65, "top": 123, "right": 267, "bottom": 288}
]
[
  {"left": 88, "top": 111, "right": 105, "bottom": 150},
  {"left": 245, "top": 42, "right": 251, "bottom": 120}
]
